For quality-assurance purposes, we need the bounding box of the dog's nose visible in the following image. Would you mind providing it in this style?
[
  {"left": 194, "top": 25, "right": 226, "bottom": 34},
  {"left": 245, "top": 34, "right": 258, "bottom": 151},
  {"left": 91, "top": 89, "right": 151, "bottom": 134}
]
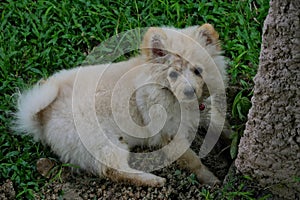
[{"left": 183, "top": 87, "right": 195, "bottom": 98}]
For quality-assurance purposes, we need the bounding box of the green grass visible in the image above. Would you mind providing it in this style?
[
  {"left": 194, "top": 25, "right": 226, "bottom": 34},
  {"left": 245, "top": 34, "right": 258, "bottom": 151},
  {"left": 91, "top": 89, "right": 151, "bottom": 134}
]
[{"left": 1, "top": 0, "right": 269, "bottom": 198}]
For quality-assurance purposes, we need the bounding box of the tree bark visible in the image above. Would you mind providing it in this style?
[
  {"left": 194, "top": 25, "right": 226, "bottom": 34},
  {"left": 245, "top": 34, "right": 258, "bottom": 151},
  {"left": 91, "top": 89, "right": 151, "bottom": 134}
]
[{"left": 235, "top": 0, "right": 300, "bottom": 199}]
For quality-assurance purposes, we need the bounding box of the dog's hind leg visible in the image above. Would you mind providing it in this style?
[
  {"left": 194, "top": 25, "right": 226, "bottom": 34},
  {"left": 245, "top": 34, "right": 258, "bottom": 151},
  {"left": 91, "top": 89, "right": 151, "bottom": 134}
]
[
  {"left": 103, "top": 166, "right": 166, "bottom": 187},
  {"left": 101, "top": 145, "right": 166, "bottom": 187}
]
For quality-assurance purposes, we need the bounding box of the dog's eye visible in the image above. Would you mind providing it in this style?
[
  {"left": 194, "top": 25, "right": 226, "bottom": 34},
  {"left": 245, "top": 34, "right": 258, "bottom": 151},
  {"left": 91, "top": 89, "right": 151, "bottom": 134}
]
[
  {"left": 194, "top": 67, "right": 202, "bottom": 76},
  {"left": 169, "top": 71, "right": 178, "bottom": 79}
]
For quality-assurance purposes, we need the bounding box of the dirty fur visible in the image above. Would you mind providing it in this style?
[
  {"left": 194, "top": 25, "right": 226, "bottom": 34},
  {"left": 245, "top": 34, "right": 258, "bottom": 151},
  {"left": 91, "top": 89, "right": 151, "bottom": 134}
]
[{"left": 14, "top": 24, "right": 229, "bottom": 187}]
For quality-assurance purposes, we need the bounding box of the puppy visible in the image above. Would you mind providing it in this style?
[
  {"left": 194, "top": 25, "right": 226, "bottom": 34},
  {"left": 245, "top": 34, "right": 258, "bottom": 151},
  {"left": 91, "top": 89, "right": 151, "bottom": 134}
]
[{"left": 15, "top": 24, "right": 229, "bottom": 187}]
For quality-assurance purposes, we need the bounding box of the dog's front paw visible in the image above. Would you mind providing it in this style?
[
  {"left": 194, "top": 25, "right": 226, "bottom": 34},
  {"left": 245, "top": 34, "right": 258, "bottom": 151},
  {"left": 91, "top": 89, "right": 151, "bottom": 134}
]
[
  {"left": 196, "top": 167, "right": 221, "bottom": 187},
  {"left": 204, "top": 177, "right": 221, "bottom": 187}
]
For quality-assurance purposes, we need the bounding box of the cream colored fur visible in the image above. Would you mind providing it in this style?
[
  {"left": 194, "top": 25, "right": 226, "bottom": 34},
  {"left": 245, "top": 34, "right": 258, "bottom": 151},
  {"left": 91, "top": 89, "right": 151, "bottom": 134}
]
[{"left": 15, "top": 24, "right": 229, "bottom": 187}]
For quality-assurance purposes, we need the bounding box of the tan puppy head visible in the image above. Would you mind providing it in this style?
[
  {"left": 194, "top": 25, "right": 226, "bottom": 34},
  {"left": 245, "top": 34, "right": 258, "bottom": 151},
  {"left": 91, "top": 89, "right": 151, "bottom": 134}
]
[{"left": 140, "top": 24, "right": 222, "bottom": 101}]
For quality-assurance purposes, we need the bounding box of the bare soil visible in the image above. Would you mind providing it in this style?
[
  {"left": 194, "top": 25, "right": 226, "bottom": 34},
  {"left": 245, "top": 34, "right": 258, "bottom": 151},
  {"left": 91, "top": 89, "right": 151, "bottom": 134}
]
[{"left": 36, "top": 131, "right": 233, "bottom": 200}]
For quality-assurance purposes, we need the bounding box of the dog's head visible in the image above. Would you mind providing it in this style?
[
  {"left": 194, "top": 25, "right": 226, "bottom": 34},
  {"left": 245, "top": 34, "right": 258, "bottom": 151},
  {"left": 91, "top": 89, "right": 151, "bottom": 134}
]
[{"left": 140, "top": 24, "right": 224, "bottom": 102}]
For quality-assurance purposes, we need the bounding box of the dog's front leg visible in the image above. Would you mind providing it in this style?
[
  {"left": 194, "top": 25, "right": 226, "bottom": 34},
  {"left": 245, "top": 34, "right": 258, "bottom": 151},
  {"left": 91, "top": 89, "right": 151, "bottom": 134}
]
[{"left": 176, "top": 148, "right": 220, "bottom": 186}]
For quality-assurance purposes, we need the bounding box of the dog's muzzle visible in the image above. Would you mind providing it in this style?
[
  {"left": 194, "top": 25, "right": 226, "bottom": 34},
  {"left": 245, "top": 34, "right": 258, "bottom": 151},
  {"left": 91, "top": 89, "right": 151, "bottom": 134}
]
[{"left": 183, "top": 86, "right": 196, "bottom": 98}]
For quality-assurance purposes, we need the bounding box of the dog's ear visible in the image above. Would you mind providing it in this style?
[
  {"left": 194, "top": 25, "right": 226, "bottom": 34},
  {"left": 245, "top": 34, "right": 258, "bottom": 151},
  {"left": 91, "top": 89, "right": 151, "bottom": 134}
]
[
  {"left": 141, "top": 27, "right": 168, "bottom": 60},
  {"left": 196, "top": 24, "right": 220, "bottom": 49}
]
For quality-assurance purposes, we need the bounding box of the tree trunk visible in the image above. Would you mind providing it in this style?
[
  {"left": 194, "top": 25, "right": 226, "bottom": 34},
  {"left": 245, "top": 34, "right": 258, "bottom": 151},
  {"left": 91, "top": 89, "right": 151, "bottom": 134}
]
[{"left": 235, "top": 0, "right": 300, "bottom": 199}]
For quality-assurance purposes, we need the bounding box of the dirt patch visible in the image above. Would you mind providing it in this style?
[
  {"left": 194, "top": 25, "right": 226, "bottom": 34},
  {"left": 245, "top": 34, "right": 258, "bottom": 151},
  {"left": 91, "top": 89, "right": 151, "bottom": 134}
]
[
  {"left": 31, "top": 132, "right": 275, "bottom": 199},
  {"left": 32, "top": 130, "right": 233, "bottom": 199}
]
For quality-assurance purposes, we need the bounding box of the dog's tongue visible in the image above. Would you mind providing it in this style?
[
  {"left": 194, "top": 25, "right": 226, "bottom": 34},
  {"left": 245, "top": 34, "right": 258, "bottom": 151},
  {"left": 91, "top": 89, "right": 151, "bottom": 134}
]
[{"left": 199, "top": 103, "right": 205, "bottom": 111}]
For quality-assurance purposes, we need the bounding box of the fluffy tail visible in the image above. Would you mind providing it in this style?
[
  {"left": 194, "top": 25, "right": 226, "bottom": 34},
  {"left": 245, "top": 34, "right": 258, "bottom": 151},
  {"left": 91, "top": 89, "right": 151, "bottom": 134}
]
[{"left": 14, "top": 80, "right": 59, "bottom": 141}]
